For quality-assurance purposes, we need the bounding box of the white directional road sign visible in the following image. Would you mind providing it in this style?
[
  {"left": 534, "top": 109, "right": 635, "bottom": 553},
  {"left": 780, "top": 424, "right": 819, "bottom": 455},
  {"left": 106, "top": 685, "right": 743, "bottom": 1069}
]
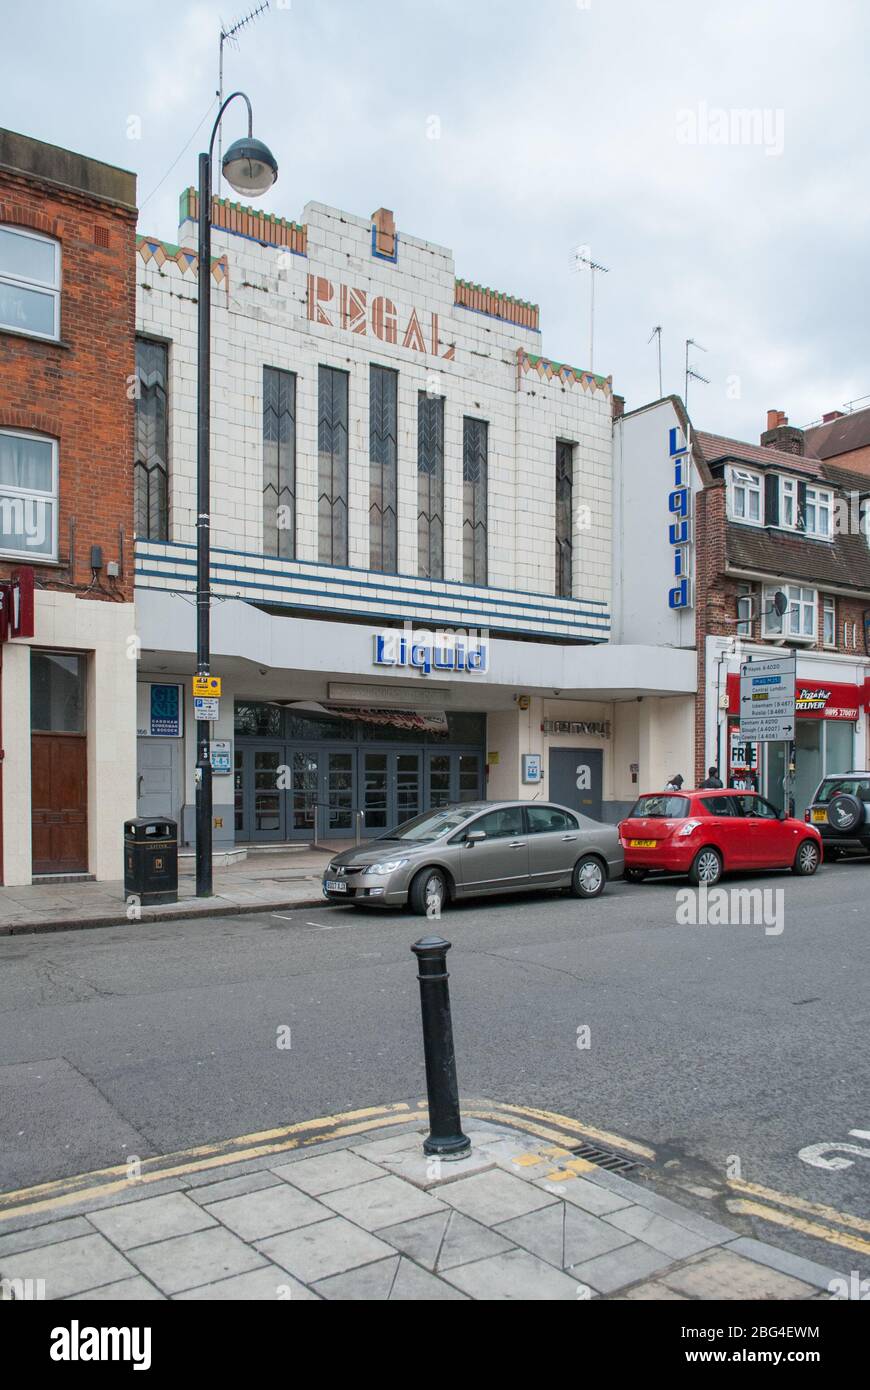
[{"left": 739, "top": 655, "right": 796, "bottom": 742}]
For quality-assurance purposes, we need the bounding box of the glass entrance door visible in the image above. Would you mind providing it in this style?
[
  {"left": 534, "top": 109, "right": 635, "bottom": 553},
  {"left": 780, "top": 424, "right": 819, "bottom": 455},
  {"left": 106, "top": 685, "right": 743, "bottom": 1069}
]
[
  {"left": 252, "top": 746, "right": 284, "bottom": 841},
  {"left": 322, "top": 749, "right": 355, "bottom": 836},
  {"left": 361, "top": 751, "right": 421, "bottom": 835},
  {"left": 426, "top": 750, "right": 483, "bottom": 808},
  {"left": 289, "top": 749, "right": 319, "bottom": 839}
]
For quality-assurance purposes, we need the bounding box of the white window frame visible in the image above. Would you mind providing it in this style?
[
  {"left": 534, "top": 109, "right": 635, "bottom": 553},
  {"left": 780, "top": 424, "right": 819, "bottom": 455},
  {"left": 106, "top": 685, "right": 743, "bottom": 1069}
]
[
  {"left": 0, "top": 225, "right": 61, "bottom": 341},
  {"left": 861, "top": 498, "right": 870, "bottom": 549},
  {"left": 762, "top": 583, "right": 817, "bottom": 642},
  {"left": 728, "top": 466, "right": 763, "bottom": 525},
  {"left": 736, "top": 583, "right": 754, "bottom": 636},
  {"left": 778, "top": 476, "right": 798, "bottom": 530},
  {"left": 804, "top": 484, "right": 833, "bottom": 540},
  {"left": 822, "top": 595, "right": 836, "bottom": 648},
  {"left": 0, "top": 428, "right": 59, "bottom": 562}
]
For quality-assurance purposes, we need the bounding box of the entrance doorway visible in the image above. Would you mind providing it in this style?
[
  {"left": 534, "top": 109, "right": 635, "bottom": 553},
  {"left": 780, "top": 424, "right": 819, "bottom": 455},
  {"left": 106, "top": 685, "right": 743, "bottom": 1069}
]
[
  {"left": 30, "top": 651, "right": 88, "bottom": 875},
  {"left": 548, "top": 746, "right": 604, "bottom": 821}
]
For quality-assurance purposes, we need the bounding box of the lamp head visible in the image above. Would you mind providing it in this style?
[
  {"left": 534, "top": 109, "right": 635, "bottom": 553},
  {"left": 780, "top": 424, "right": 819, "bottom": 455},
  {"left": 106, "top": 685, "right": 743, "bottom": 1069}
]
[{"left": 221, "top": 136, "right": 278, "bottom": 197}]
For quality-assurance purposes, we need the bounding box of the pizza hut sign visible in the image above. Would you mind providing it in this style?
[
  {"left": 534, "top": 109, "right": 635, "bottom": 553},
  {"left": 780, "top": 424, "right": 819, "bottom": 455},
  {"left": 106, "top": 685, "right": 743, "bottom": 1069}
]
[{"left": 794, "top": 683, "right": 860, "bottom": 720}]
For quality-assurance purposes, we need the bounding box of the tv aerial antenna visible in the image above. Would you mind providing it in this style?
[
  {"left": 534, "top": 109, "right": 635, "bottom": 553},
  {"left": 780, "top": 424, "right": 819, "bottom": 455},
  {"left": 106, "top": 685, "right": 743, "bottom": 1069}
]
[
  {"left": 685, "top": 338, "right": 709, "bottom": 409},
  {"left": 217, "top": 3, "right": 270, "bottom": 197},
  {"left": 572, "top": 247, "right": 610, "bottom": 373},
  {"left": 648, "top": 325, "right": 663, "bottom": 397}
]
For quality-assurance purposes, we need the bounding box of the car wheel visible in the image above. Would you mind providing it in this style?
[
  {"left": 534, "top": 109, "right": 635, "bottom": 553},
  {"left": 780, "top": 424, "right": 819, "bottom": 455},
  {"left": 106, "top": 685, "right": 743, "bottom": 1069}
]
[
  {"left": 408, "top": 867, "right": 448, "bottom": 917},
  {"left": 793, "top": 839, "right": 820, "bottom": 876},
  {"left": 624, "top": 867, "right": 647, "bottom": 884},
  {"left": 689, "top": 847, "right": 722, "bottom": 886},
  {"left": 571, "top": 854, "right": 606, "bottom": 899}
]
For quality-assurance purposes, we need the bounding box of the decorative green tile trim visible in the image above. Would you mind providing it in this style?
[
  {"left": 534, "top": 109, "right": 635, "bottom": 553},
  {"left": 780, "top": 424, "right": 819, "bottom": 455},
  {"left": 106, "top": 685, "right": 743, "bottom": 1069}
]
[{"left": 519, "top": 349, "right": 611, "bottom": 394}]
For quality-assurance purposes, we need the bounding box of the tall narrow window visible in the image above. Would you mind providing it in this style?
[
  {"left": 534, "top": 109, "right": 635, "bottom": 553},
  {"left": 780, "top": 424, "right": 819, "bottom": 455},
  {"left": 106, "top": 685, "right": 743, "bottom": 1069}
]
[
  {"left": 463, "top": 417, "right": 488, "bottom": 586},
  {"left": 263, "top": 366, "right": 296, "bottom": 559},
  {"left": 418, "top": 392, "right": 444, "bottom": 579},
  {"left": 369, "top": 366, "right": 398, "bottom": 572},
  {"left": 134, "top": 338, "right": 168, "bottom": 540},
  {"left": 318, "top": 365, "right": 349, "bottom": 566},
  {"left": 555, "top": 440, "right": 574, "bottom": 597}
]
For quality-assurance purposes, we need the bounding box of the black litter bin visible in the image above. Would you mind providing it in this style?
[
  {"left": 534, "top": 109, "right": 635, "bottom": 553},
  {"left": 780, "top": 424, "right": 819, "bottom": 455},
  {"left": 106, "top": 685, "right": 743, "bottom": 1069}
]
[{"left": 124, "top": 818, "right": 178, "bottom": 906}]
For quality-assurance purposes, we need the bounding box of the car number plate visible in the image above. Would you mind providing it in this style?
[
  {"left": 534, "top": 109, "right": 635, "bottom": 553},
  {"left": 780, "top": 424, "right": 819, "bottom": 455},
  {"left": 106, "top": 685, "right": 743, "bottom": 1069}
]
[
  {"left": 325, "top": 879, "right": 347, "bottom": 892},
  {"left": 630, "top": 839, "right": 656, "bottom": 848},
  {"left": 811, "top": 809, "right": 827, "bottom": 823}
]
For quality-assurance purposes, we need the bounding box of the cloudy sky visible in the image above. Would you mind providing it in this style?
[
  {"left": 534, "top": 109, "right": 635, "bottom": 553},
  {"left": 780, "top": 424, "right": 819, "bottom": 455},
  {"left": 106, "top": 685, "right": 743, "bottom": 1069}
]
[{"left": 3, "top": 0, "right": 867, "bottom": 436}]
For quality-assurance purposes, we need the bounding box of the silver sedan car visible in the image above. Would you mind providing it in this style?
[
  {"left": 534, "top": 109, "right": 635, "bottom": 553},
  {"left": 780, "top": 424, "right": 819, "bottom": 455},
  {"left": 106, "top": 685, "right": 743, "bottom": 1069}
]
[{"left": 322, "top": 800, "right": 624, "bottom": 914}]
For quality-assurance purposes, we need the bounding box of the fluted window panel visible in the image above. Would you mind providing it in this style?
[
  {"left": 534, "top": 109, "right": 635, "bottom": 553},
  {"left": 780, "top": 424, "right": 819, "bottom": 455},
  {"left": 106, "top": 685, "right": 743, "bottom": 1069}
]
[
  {"left": 134, "top": 338, "right": 168, "bottom": 540},
  {"left": 369, "top": 365, "right": 398, "bottom": 572},
  {"left": 417, "top": 392, "right": 444, "bottom": 579},
  {"left": 555, "top": 439, "right": 574, "bottom": 598},
  {"left": 462, "top": 416, "right": 488, "bottom": 586},
  {"left": 318, "top": 365, "right": 349, "bottom": 566},
  {"left": 263, "top": 366, "right": 296, "bottom": 559}
]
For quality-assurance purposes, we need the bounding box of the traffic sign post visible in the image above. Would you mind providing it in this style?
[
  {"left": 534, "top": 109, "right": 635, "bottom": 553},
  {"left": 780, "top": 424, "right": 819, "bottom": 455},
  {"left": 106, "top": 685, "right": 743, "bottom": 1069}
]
[{"left": 739, "top": 654, "right": 797, "bottom": 815}]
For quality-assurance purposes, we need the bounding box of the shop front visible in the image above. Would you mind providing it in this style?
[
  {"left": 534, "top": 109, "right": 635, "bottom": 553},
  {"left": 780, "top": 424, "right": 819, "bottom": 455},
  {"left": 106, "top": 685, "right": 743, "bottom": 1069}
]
[{"left": 724, "top": 672, "right": 868, "bottom": 814}]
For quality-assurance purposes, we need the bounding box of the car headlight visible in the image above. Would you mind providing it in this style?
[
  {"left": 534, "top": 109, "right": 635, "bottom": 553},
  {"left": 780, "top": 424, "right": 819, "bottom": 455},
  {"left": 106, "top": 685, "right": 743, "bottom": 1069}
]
[
  {"left": 365, "top": 858, "right": 410, "bottom": 875},
  {"left": 675, "top": 820, "right": 702, "bottom": 837}
]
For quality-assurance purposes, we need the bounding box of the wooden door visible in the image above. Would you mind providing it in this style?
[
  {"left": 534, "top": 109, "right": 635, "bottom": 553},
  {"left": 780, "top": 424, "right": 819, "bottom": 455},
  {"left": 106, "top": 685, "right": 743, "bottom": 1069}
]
[{"left": 31, "top": 734, "right": 87, "bottom": 874}]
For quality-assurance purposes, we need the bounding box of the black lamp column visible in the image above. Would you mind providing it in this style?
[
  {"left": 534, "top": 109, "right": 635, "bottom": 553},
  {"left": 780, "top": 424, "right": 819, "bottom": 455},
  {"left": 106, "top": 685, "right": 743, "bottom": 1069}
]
[{"left": 194, "top": 93, "right": 278, "bottom": 900}]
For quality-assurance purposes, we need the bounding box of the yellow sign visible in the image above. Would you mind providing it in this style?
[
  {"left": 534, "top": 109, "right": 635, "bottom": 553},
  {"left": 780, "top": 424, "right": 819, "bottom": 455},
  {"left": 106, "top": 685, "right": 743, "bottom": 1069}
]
[{"left": 193, "top": 675, "right": 222, "bottom": 697}]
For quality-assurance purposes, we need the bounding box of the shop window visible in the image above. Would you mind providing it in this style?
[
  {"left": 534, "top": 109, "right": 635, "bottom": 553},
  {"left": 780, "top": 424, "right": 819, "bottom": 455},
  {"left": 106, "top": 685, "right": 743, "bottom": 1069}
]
[
  {"left": 462, "top": 416, "right": 488, "bottom": 586},
  {"left": 369, "top": 365, "right": 398, "bottom": 573},
  {"left": 263, "top": 366, "right": 296, "bottom": 559},
  {"left": 31, "top": 651, "right": 85, "bottom": 733},
  {"left": 318, "top": 365, "right": 349, "bottom": 566},
  {"left": 0, "top": 224, "right": 60, "bottom": 340},
  {"left": 417, "top": 392, "right": 444, "bottom": 579},
  {"left": 555, "top": 440, "right": 573, "bottom": 598},
  {"left": 0, "top": 429, "right": 58, "bottom": 560},
  {"left": 134, "top": 338, "right": 169, "bottom": 541}
]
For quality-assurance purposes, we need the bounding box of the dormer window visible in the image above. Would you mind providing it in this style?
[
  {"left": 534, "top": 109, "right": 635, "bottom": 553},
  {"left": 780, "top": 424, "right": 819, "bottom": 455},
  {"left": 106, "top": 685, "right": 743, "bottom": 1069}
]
[
  {"left": 779, "top": 476, "right": 798, "bottom": 529},
  {"left": 804, "top": 485, "right": 833, "bottom": 539},
  {"left": 728, "top": 466, "right": 762, "bottom": 523}
]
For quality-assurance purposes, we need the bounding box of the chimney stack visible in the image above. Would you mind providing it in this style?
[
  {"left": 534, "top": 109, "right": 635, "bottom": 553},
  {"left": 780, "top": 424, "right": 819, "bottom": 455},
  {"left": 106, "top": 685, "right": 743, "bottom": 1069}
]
[
  {"left": 371, "top": 207, "right": 396, "bottom": 258},
  {"left": 761, "top": 408, "right": 805, "bottom": 456},
  {"left": 822, "top": 410, "right": 846, "bottom": 423}
]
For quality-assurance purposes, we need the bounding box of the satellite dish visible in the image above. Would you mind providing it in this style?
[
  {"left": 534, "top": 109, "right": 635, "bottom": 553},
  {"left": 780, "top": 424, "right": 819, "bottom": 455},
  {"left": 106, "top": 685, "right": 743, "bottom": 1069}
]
[{"left": 773, "top": 590, "right": 789, "bottom": 617}]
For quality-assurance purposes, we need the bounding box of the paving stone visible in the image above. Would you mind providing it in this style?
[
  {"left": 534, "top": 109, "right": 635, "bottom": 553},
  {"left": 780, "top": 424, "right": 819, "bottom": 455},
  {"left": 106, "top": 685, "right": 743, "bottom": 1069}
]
[
  {"left": 585, "top": 1171, "right": 736, "bottom": 1243},
  {"left": 272, "top": 1150, "right": 383, "bottom": 1195},
  {"left": 0, "top": 1234, "right": 136, "bottom": 1300},
  {"left": 604, "top": 1205, "right": 716, "bottom": 1259},
  {"left": 319, "top": 1175, "right": 445, "bottom": 1231},
  {"left": 350, "top": 1130, "right": 429, "bottom": 1160},
  {"left": 375, "top": 1208, "right": 514, "bottom": 1271},
  {"left": 571, "top": 1241, "right": 674, "bottom": 1294},
  {"left": 311, "top": 1254, "right": 399, "bottom": 1300},
  {"left": 188, "top": 1171, "right": 283, "bottom": 1206},
  {"left": 175, "top": 1265, "right": 320, "bottom": 1301},
  {"left": 533, "top": 1174, "right": 633, "bottom": 1216},
  {"left": 438, "top": 1169, "right": 557, "bottom": 1227},
  {"left": 620, "top": 1282, "right": 689, "bottom": 1300},
  {"left": 497, "top": 1201, "right": 634, "bottom": 1270},
  {"left": 724, "top": 1237, "right": 843, "bottom": 1292},
  {"left": 0, "top": 1217, "right": 93, "bottom": 1260},
  {"left": 442, "top": 1245, "right": 580, "bottom": 1300},
  {"left": 205, "top": 1185, "right": 327, "bottom": 1242},
  {"left": 258, "top": 1216, "right": 396, "bottom": 1284},
  {"left": 659, "top": 1248, "right": 816, "bottom": 1300},
  {"left": 88, "top": 1192, "right": 216, "bottom": 1250},
  {"left": 67, "top": 1276, "right": 165, "bottom": 1301},
  {"left": 128, "top": 1227, "right": 265, "bottom": 1295},
  {"left": 375, "top": 1145, "right": 496, "bottom": 1189},
  {"left": 390, "top": 1257, "right": 470, "bottom": 1300}
]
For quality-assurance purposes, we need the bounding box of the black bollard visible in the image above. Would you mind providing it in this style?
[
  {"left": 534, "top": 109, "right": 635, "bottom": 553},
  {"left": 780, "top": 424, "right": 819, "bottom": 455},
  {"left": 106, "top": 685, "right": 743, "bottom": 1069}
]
[{"left": 411, "top": 935, "right": 471, "bottom": 1158}]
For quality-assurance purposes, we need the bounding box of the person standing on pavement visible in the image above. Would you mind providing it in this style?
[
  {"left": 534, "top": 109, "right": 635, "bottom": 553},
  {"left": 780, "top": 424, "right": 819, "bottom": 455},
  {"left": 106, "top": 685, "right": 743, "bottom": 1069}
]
[{"left": 700, "top": 767, "right": 723, "bottom": 788}]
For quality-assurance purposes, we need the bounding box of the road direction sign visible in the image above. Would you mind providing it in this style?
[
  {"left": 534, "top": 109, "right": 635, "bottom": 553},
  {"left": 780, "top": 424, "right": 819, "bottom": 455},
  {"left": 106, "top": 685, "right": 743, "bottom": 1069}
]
[{"left": 739, "top": 654, "right": 796, "bottom": 741}]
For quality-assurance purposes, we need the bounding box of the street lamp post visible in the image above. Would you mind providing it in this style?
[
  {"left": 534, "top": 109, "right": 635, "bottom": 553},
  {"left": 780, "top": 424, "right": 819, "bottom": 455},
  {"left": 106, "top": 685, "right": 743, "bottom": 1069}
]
[{"left": 195, "top": 93, "right": 278, "bottom": 898}]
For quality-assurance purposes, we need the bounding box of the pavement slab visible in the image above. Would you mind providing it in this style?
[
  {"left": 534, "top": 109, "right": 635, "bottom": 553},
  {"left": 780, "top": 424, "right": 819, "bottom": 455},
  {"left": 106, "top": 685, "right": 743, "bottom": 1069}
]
[
  {"left": 656, "top": 1248, "right": 817, "bottom": 1300},
  {"left": 205, "top": 1185, "right": 326, "bottom": 1242},
  {"left": 317, "top": 1174, "right": 446, "bottom": 1231},
  {"left": 257, "top": 1216, "right": 396, "bottom": 1285},
  {"left": 603, "top": 1204, "right": 720, "bottom": 1260},
  {"left": 0, "top": 1233, "right": 137, "bottom": 1300},
  {"left": 87, "top": 1192, "right": 216, "bottom": 1250},
  {"left": 175, "top": 1265, "right": 320, "bottom": 1301},
  {"left": 496, "top": 1201, "right": 634, "bottom": 1270},
  {"left": 272, "top": 1149, "right": 384, "bottom": 1195},
  {"left": 442, "top": 1245, "right": 581, "bottom": 1300},
  {"left": 126, "top": 1226, "right": 266, "bottom": 1296},
  {"left": 438, "top": 1168, "right": 558, "bottom": 1226}
]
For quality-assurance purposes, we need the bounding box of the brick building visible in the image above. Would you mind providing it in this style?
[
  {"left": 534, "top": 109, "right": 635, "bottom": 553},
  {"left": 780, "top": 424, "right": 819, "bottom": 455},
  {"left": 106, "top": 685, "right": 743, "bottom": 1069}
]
[
  {"left": 805, "top": 404, "right": 870, "bottom": 477},
  {"left": 0, "top": 129, "right": 137, "bottom": 883},
  {"left": 614, "top": 399, "right": 870, "bottom": 813},
  {"left": 133, "top": 190, "right": 694, "bottom": 845}
]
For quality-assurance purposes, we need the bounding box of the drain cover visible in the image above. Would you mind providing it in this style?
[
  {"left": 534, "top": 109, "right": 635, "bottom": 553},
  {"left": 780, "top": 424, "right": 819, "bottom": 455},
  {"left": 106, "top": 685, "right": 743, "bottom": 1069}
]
[{"left": 568, "top": 1142, "right": 640, "bottom": 1174}]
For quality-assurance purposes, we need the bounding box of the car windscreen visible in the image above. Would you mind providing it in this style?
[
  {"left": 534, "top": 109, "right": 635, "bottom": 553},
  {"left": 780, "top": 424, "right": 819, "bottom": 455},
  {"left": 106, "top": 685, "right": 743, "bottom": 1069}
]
[
  {"left": 629, "top": 795, "right": 690, "bottom": 819},
  {"left": 377, "top": 806, "right": 477, "bottom": 841},
  {"left": 815, "top": 777, "right": 870, "bottom": 803}
]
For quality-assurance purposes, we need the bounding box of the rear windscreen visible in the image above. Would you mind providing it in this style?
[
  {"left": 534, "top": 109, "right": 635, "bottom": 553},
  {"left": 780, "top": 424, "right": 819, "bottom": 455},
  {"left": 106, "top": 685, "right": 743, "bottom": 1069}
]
[
  {"left": 629, "top": 795, "right": 690, "bottom": 818},
  {"left": 816, "top": 778, "right": 870, "bottom": 803}
]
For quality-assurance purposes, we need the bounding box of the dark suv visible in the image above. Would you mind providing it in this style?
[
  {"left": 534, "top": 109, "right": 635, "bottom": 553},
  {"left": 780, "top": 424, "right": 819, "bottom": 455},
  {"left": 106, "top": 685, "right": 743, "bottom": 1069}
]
[{"left": 805, "top": 772, "right": 870, "bottom": 858}]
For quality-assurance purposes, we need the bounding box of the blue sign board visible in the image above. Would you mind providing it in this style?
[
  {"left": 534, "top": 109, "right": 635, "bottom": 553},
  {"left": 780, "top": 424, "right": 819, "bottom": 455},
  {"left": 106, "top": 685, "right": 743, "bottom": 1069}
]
[
  {"left": 150, "top": 683, "right": 181, "bottom": 737},
  {"left": 667, "top": 426, "right": 693, "bottom": 610}
]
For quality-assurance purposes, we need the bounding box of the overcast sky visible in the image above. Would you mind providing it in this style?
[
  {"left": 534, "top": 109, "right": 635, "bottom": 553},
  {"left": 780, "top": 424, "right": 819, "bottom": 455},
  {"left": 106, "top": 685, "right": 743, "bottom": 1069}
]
[{"left": 3, "top": 0, "right": 867, "bottom": 436}]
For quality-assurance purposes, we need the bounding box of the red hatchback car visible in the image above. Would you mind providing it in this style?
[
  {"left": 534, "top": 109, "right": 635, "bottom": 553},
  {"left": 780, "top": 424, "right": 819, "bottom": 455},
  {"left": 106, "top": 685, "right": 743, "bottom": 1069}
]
[{"left": 619, "top": 790, "right": 823, "bottom": 886}]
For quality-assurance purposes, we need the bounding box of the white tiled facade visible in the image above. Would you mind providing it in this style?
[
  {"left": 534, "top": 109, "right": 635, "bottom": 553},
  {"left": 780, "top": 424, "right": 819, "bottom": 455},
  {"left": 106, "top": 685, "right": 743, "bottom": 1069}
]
[{"left": 134, "top": 193, "right": 694, "bottom": 843}]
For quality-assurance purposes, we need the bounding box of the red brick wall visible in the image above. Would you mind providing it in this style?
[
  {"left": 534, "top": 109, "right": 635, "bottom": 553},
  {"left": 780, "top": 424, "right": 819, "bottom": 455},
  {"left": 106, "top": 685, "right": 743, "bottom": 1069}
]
[{"left": 0, "top": 170, "right": 136, "bottom": 602}]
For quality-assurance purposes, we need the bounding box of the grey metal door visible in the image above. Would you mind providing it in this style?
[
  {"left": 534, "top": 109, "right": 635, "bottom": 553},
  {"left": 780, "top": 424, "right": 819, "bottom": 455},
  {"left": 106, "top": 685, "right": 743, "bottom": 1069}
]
[
  {"left": 549, "top": 746, "right": 603, "bottom": 821},
  {"left": 137, "top": 738, "right": 180, "bottom": 822}
]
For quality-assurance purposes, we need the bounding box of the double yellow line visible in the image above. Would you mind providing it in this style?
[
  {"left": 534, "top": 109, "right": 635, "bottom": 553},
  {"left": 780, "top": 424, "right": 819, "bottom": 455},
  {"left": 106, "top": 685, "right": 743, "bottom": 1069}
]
[{"left": 1, "top": 1097, "right": 866, "bottom": 1258}]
